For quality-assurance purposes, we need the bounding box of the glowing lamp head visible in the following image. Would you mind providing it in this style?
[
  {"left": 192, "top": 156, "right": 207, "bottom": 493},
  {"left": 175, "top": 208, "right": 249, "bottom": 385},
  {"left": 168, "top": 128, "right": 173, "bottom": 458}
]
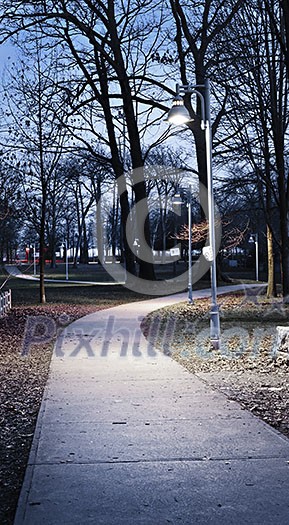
[
  {"left": 167, "top": 94, "right": 191, "bottom": 125},
  {"left": 172, "top": 193, "right": 182, "bottom": 206}
]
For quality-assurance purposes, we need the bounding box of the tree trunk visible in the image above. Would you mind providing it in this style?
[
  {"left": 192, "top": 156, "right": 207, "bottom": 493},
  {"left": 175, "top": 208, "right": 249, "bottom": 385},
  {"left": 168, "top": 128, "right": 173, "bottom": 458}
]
[
  {"left": 96, "top": 180, "right": 104, "bottom": 264},
  {"left": 73, "top": 231, "right": 81, "bottom": 268},
  {"left": 279, "top": 200, "right": 289, "bottom": 300},
  {"left": 39, "top": 199, "right": 46, "bottom": 304},
  {"left": 0, "top": 242, "right": 4, "bottom": 265},
  {"left": 49, "top": 228, "right": 57, "bottom": 269},
  {"left": 73, "top": 186, "right": 82, "bottom": 268},
  {"left": 266, "top": 224, "right": 275, "bottom": 298},
  {"left": 111, "top": 183, "right": 117, "bottom": 258},
  {"left": 107, "top": 1, "right": 155, "bottom": 281},
  {"left": 96, "top": 52, "right": 136, "bottom": 276},
  {"left": 275, "top": 135, "right": 289, "bottom": 299},
  {"left": 119, "top": 190, "right": 136, "bottom": 275},
  {"left": 80, "top": 219, "right": 89, "bottom": 264}
]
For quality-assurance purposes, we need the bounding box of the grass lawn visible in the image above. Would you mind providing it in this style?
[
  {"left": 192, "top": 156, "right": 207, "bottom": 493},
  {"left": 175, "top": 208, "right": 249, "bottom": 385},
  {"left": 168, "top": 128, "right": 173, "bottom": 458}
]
[
  {"left": 0, "top": 264, "right": 155, "bottom": 305},
  {"left": 5, "top": 260, "right": 191, "bottom": 283},
  {"left": 1, "top": 261, "right": 261, "bottom": 306}
]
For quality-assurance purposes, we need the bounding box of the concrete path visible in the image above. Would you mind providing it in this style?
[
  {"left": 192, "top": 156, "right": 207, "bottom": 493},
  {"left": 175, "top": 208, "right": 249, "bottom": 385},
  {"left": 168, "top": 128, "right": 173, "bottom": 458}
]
[
  {"left": 14, "top": 285, "right": 289, "bottom": 524},
  {"left": 4, "top": 265, "right": 39, "bottom": 281}
]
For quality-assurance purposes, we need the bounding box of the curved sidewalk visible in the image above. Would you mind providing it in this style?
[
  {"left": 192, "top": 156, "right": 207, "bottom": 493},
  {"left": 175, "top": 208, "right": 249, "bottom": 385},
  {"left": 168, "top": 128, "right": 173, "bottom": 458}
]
[{"left": 15, "top": 285, "right": 289, "bottom": 524}]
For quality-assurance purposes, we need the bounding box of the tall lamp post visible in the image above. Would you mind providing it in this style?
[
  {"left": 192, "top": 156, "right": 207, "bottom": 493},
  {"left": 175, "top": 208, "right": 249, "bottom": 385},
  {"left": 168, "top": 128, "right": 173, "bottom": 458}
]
[
  {"left": 33, "top": 243, "right": 36, "bottom": 276},
  {"left": 167, "top": 78, "right": 220, "bottom": 348},
  {"left": 249, "top": 233, "right": 259, "bottom": 282},
  {"left": 187, "top": 187, "right": 193, "bottom": 304}
]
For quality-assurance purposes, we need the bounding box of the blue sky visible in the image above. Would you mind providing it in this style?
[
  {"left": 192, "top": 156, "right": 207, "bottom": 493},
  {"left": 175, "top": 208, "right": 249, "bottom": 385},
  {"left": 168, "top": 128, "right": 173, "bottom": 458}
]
[{"left": 0, "top": 42, "right": 17, "bottom": 75}]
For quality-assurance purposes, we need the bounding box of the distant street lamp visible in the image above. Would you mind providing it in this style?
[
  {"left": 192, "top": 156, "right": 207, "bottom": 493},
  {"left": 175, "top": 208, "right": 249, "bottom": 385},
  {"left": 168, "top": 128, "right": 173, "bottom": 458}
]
[
  {"left": 173, "top": 189, "right": 193, "bottom": 304},
  {"left": 133, "top": 238, "right": 140, "bottom": 260},
  {"left": 29, "top": 242, "right": 36, "bottom": 276},
  {"left": 64, "top": 240, "right": 69, "bottom": 280},
  {"left": 167, "top": 78, "right": 220, "bottom": 348},
  {"left": 172, "top": 193, "right": 182, "bottom": 277},
  {"left": 249, "top": 233, "right": 259, "bottom": 282},
  {"left": 33, "top": 244, "right": 36, "bottom": 276},
  {"left": 31, "top": 243, "right": 36, "bottom": 276}
]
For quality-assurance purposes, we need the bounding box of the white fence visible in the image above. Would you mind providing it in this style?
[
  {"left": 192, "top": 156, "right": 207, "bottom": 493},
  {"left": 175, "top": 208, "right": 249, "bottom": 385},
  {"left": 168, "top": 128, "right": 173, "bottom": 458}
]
[{"left": 0, "top": 290, "right": 12, "bottom": 316}]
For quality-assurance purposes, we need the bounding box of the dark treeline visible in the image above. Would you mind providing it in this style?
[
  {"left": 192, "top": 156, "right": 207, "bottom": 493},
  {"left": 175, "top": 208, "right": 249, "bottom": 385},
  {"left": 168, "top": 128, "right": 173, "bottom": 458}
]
[{"left": 0, "top": 1, "right": 287, "bottom": 301}]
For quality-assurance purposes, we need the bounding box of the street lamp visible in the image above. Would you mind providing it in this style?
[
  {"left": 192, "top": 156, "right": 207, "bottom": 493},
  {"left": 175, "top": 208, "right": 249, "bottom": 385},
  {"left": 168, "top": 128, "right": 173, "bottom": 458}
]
[
  {"left": 31, "top": 243, "right": 37, "bottom": 276},
  {"left": 172, "top": 193, "right": 182, "bottom": 277},
  {"left": 173, "top": 189, "right": 193, "bottom": 304},
  {"left": 249, "top": 233, "right": 259, "bottom": 282},
  {"left": 167, "top": 78, "right": 220, "bottom": 349},
  {"left": 64, "top": 240, "right": 69, "bottom": 280},
  {"left": 133, "top": 238, "right": 140, "bottom": 257},
  {"left": 187, "top": 187, "right": 193, "bottom": 305}
]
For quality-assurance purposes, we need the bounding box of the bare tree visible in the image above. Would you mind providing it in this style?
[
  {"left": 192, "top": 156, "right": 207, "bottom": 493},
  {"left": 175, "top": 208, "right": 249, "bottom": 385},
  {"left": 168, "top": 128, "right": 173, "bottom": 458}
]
[
  {"left": 0, "top": 162, "right": 23, "bottom": 264},
  {"left": 2, "top": 40, "right": 69, "bottom": 303},
  {"left": 60, "top": 151, "right": 113, "bottom": 266},
  {"left": 261, "top": 0, "right": 289, "bottom": 78},
  {"left": 219, "top": 1, "right": 289, "bottom": 299},
  {"left": 2, "top": 0, "right": 283, "bottom": 297},
  {"left": 145, "top": 146, "right": 189, "bottom": 259},
  {"left": 157, "top": 0, "right": 244, "bottom": 190},
  {"left": 0, "top": 1, "right": 170, "bottom": 281}
]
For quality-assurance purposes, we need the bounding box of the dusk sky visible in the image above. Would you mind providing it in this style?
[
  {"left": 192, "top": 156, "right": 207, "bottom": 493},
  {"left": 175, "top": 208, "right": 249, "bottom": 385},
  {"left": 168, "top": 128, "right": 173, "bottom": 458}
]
[{"left": 0, "top": 41, "right": 16, "bottom": 74}]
